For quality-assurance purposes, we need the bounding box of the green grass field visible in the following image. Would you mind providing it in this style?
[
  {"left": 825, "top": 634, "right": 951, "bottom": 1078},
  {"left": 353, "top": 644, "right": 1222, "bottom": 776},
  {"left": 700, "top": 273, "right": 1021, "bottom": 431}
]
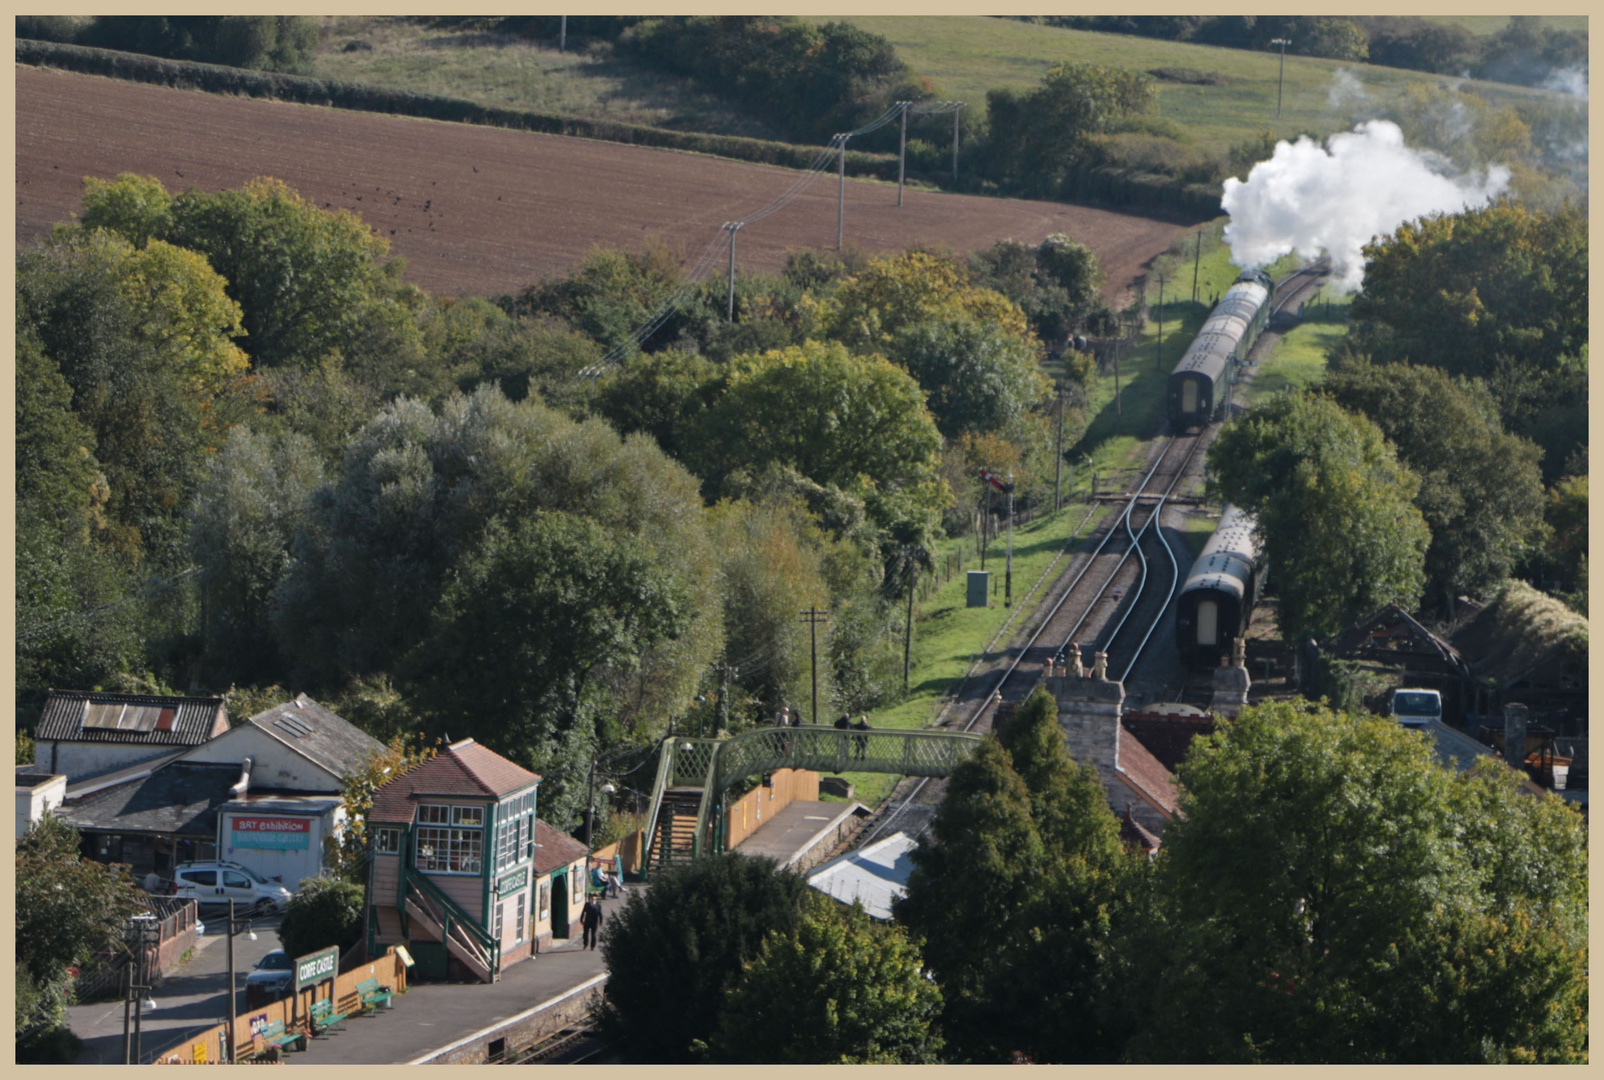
[
  {"left": 810, "top": 16, "right": 1573, "bottom": 157},
  {"left": 310, "top": 16, "right": 777, "bottom": 138},
  {"left": 838, "top": 499, "right": 1106, "bottom": 803}
]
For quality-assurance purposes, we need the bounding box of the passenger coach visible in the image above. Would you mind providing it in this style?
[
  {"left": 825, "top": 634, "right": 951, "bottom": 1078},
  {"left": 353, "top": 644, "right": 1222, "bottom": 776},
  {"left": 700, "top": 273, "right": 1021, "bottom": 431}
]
[
  {"left": 1166, "top": 269, "right": 1274, "bottom": 430},
  {"left": 1174, "top": 504, "right": 1263, "bottom": 664}
]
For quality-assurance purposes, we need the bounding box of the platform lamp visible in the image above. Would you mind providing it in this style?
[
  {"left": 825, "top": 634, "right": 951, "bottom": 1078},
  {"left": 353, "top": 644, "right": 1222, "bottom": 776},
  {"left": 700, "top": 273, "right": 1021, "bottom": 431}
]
[{"left": 224, "top": 899, "right": 259, "bottom": 1063}]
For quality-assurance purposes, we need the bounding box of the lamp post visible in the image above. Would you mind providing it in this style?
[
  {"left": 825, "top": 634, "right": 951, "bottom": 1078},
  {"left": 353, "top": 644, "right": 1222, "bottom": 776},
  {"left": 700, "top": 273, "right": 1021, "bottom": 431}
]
[
  {"left": 122, "top": 916, "right": 159, "bottom": 1064},
  {"left": 224, "top": 900, "right": 259, "bottom": 1063},
  {"left": 1271, "top": 38, "right": 1291, "bottom": 119}
]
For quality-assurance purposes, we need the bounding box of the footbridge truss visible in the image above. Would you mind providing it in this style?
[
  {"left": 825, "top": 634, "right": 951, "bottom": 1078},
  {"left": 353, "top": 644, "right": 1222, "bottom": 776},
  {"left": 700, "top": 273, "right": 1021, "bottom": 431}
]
[{"left": 641, "top": 725, "right": 981, "bottom": 875}]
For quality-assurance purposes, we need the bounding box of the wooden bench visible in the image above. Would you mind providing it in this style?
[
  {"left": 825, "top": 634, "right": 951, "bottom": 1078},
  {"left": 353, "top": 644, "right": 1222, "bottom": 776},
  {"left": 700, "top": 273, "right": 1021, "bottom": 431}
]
[
  {"left": 356, "top": 978, "right": 394, "bottom": 1013},
  {"left": 255, "top": 1019, "right": 306, "bottom": 1054},
  {"left": 310, "top": 996, "right": 352, "bottom": 1036}
]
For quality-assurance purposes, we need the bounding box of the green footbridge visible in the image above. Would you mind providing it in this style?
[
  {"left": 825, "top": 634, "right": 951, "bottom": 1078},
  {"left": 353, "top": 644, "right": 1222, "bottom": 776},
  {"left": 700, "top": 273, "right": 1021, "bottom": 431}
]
[{"left": 640, "top": 724, "right": 982, "bottom": 876}]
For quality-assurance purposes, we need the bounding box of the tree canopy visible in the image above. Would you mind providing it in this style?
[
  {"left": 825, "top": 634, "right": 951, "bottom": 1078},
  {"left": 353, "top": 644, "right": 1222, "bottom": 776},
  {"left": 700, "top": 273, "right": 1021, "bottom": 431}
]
[
  {"left": 1123, "top": 700, "right": 1588, "bottom": 1063},
  {"left": 1322, "top": 357, "right": 1547, "bottom": 606},
  {"left": 708, "top": 904, "right": 944, "bottom": 1063},
  {"left": 597, "top": 853, "right": 816, "bottom": 1062},
  {"left": 1207, "top": 391, "right": 1430, "bottom": 640}
]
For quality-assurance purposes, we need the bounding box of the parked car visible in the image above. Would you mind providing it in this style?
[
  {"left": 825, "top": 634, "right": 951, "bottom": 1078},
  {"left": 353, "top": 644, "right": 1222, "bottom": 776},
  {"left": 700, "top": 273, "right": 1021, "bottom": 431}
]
[
  {"left": 245, "top": 950, "right": 295, "bottom": 1006},
  {"left": 171, "top": 861, "right": 293, "bottom": 913}
]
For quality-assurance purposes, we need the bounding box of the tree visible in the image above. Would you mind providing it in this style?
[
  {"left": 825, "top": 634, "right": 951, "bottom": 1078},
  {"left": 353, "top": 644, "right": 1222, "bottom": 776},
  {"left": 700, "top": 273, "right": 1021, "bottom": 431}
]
[
  {"left": 1322, "top": 357, "right": 1547, "bottom": 607},
  {"left": 708, "top": 904, "right": 943, "bottom": 1063},
  {"left": 884, "top": 316, "right": 1048, "bottom": 438},
  {"left": 822, "top": 249, "right": 1029, "bottom": 356},
  {"left": 272, "top": 385, "right": 721, "bottom": 722},
  {"left": 399, "top": 512, "right": 691, "bottom": 826},
  {"left": 984, "top": 63, "right": 1157, "bottom": 193},
  {"left": 276, "top": 877, "right": 365, "bottom": 959},
  {"left": 82, "top": 174, "right": 409, "bottom": 373},
  {"left": 1346, "top": 203, "right": 1587, "bottom": 474},
  {"left": 690, "top": 341, "right": 947, "bottom": 539},
  {"left": 18, "top": 227, "right": 255, "bottom": 564},
  {"left": 324, "top": 734, "right": 438, "bottom": 883},
  {"left": 78, "top": 16, "right": 317, "bottom": 73},
  {"left": 1123, "top": 700, "right": 1587, "bottom": 1063},
  {"left": 188, "top": 427, "right": 325, "bottom": 683},
  {"left": 15, "top": 816, "right": 147, "bottom": 1049},
  {"left": 968, "top": 234, "right": 1108, "bottom": 343},
  {"left": 895, "top": 710, "right": 1129, "bottom": 1064},
  {"left": 596, "top": 853, "right": 816, "bottom": 1062},
  {"left": 1207, "top": 391, "right": 1430, "bottom": 640}
]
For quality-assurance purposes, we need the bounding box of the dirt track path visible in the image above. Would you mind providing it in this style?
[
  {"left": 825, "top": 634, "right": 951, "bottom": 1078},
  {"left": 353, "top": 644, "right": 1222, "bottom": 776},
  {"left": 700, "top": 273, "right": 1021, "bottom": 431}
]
[{"left": 17, "top": 64, "right": 1192, "bottom": 301}]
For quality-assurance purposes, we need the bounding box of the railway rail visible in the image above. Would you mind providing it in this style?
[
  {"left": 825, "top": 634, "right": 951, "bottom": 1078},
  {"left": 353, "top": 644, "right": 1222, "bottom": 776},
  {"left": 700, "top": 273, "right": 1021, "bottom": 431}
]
[
  {"left": 856, "top": 258, "right": 1328, "bottom": 848},
  {"left": 498, "top": 1025, "right": 606, "bottom": 1065}
]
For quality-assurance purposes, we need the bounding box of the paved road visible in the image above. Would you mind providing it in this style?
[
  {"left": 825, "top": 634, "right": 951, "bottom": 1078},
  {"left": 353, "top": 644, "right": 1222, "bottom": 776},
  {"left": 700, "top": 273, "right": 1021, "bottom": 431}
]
[{"left": 69, "top": 907, "right": 286, "bottom": 1065}]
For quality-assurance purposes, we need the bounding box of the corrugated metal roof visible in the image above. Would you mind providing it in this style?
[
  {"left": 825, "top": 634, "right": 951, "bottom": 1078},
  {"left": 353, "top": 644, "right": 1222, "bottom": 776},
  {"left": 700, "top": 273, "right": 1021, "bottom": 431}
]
[
  {"left": 369, "top": 739, "right": 540, "bottom": 824},
  {"left": 35, "top": 690, "right": 225, "bottom": 747}
]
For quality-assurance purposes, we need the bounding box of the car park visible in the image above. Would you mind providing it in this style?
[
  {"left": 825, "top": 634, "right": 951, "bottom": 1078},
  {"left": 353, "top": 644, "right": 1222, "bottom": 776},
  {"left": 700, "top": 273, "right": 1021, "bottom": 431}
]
[{"left": 171, "top": 860, "right": 294, "bottom": 913}]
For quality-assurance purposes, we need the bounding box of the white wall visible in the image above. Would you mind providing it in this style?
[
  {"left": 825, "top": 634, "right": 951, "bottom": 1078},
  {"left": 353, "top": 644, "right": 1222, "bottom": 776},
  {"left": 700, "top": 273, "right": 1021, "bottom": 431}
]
[
  {"left": 179, "top": 726, "right": 341, "bottom": 792},
  {"left": 216, "top": 804, "right": 342, "bottom": 890},
  {"left": 15, "top": 774, "right": 67, "bottom": 837},
  {"left": 36, "top": 741, "right": 180, "bottom": 783}
]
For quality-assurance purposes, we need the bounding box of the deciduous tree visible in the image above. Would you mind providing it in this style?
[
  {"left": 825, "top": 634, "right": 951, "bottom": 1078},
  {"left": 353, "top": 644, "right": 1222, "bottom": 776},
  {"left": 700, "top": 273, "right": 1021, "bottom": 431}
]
[
  {"left": 1123, "top": 700, "right": 1588, "bottom": 1063},
  {"left": 1206, "top": 391, "right": 1429, "bottom": 640},
  {"left": 708, "top": 904, "right": 943, "bottom": 1063},
  {"left": 597, "top": 853, "right": 816, "bottom": 1062}
]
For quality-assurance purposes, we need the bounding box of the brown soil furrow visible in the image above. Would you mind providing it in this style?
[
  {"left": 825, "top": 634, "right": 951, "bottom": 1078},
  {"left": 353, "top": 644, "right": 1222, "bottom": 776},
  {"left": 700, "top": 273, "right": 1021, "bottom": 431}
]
[{"left": 17, "top": 64, "right": 1192, "bottom": 302}]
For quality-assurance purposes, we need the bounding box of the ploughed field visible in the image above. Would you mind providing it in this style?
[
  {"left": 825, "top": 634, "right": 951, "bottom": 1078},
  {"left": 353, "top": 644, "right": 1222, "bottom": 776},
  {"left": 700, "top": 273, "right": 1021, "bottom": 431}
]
[{"left": 17, "top": 64, "right": 1191, "bottom": 302}]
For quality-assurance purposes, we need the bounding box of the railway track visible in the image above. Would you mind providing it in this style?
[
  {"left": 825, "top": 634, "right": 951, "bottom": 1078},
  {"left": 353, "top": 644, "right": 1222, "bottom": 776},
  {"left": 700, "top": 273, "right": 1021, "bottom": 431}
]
[
  {"left": 855, "top": 258, "right": 1330, "bottom": 848},
  {"left": 498, "top": 1025, "right": 607, "bottom": 1065}
]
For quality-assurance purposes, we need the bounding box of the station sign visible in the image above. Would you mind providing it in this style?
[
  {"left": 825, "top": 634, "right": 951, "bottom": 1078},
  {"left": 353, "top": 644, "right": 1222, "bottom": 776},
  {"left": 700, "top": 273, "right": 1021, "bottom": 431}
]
[{"left": 294, "top": 946, "right": 339, "bottom": 992}]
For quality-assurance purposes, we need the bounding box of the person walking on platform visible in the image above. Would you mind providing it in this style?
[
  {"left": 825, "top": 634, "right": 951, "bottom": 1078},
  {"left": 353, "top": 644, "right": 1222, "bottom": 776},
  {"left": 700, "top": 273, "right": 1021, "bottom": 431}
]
[{"left": 580, "top": 895, "right": 604, "bottom": 950}]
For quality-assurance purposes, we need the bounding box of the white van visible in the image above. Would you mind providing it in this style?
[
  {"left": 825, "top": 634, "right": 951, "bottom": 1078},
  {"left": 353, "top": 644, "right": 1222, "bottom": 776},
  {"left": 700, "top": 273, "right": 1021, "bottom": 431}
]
[
  {"left": 1390, "top": 688, "right": 1442, "bottom": 728},
  {"left": 171, "top": 860, "right": 294, "bottom": 913}
]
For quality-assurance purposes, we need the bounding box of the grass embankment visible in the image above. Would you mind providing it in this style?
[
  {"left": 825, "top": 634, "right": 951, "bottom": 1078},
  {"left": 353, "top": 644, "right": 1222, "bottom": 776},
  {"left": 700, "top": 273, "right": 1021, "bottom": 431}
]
[
  {"left": 310, "top": 16, "right": 775, "bottom": 138},
  {"left": 842, "top": 499, "right": 1105, "bottom": 804},
  {"left": 816, "top": 16, "right": 1568, "bottom": 157}
]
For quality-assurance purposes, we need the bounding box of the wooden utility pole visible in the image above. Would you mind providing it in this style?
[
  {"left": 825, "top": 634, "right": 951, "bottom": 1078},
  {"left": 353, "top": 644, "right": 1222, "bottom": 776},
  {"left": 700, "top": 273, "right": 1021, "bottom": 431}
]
[
  {"left": 1156, "top": 272, "right": 1167, "bottom": 371},
  {"left": 1192, "top": 228, "right": 1203, "bottom": 302},
  {"left": 896, "top": 102, "right": 910, "bottom": 206},
  {"left": 1054, "top": 379, "right": 1065, "bottom": 511},
  {"left": 836, "top": 134, "right": 848, "bottom": 249},
  {"left": 798, "top": 607, "right": 829, "bottom": 724},
  {"left": 723, "top": 222, "right": 742, "bottom": 322},
  {"left": 901, "top": 552, "right": 918, "bottom": 693}
]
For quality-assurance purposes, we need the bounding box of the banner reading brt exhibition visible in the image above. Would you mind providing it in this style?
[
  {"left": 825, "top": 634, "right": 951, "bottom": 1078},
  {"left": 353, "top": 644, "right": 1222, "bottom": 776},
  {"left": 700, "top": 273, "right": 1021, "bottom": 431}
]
[{"left": 231, "top": 815, "right": 312, "bottom": 850}]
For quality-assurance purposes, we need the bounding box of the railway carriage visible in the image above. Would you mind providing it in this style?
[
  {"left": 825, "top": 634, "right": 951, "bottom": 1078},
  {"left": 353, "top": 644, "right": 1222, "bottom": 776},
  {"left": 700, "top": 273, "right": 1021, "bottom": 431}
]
[
  {"left": 1166, "top": 269, "right": 1274, "bottom": 430},
  {"left": 1174, "top": 504, "right": 1263, "bottom": 664}
]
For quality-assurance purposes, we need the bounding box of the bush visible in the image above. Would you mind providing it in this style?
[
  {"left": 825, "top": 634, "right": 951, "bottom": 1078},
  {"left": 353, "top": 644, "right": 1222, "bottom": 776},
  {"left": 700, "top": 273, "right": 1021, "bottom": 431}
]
[
  {"left": 276, "top": 877, "right": 364, "bottom": 959},
  {"left": 596, "top": 853, "right": 817, "bottom": 1062}
]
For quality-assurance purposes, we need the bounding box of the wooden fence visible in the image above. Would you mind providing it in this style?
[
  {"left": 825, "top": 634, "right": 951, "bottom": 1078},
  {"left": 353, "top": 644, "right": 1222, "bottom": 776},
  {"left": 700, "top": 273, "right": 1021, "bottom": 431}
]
[{"left": 150, "top": 947, "right": 409, "bottom": 1064}]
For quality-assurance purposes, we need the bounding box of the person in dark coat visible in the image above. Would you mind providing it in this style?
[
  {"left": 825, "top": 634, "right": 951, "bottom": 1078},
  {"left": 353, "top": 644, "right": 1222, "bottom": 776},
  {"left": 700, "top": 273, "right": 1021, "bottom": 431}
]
[
  {"left": 580, "top": 896, "right": 604, "bottom": 950},
  {"left": 851, "top": 715, "right": 871, "bottom": 760}
]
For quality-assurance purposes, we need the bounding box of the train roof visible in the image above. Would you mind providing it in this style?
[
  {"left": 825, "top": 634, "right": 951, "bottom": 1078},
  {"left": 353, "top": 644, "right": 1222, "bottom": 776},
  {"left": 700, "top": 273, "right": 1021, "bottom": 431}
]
[
  {"left": 1178, "top": 505, "right": 1259, "bottom": 596},
  {"left": 1169, "top": 280, "right": 1270, "bottom": 377}
]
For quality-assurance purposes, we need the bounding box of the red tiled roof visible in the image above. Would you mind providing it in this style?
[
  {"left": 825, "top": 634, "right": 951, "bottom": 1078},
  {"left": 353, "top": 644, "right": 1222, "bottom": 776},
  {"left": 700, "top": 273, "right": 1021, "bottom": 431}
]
[
  {"left": 1116, "top": 730, "right": 1180, "bottom": 817},
  {"left": 1119, "top": 809, "right": 1162, "bottom": 852},
  {"left": 369, "top": 739, "right": 540, "bottom": 824},
  {"left": 532, "top": 819, "right": 590, "bottom": 875}
]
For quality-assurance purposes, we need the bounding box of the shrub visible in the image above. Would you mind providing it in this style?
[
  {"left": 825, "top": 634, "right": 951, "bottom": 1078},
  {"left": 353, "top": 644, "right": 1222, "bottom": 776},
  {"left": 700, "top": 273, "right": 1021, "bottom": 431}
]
[{"left": 276, "top": 877, "right": 364, "bottom": 959}]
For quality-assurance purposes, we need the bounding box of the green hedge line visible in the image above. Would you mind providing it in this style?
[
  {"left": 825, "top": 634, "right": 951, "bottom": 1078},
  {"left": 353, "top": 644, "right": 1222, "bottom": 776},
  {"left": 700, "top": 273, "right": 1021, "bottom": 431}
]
[
  {"left": 16, "top": 39, "right": 902, "bottom": 181},
  {"left": 20, "top": 38, "right": 1221, "bottom": 224}
]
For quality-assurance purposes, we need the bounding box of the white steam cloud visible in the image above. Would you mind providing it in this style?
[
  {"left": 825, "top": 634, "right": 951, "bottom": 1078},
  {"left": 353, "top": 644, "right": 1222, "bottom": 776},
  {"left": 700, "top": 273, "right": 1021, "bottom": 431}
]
[
  {"left": 1221, "top": 120, "right": 1510, "bottom": 290},
  {"left": 1542, "top": 65, "right": 1588, "bottom": 99}
]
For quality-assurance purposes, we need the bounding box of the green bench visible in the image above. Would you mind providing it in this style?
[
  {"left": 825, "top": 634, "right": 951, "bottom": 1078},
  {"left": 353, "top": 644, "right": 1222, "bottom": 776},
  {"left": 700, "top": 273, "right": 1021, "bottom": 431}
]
[
  {"left": 255, "top": 1019, "right": 306, "bottom": 1054},
  {"left": 356, "top": 978, "right": 394, "bottom": 1012},
  {"left": 310, "top": 996, "right": 352, "bottom": 1036}
]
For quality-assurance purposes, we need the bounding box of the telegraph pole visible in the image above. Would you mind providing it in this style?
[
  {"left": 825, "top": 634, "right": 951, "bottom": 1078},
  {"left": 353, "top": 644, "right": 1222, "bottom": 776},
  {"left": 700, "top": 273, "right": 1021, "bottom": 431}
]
[
  {"left": 896, "top": 101, "right": 910, "bottom": 206},
  {"left": 798, "top": 607, "right": 829, "bottom": 724},
  {"left": 715, "top": 662, "right": 737, "bottom": 735},
  {"left": 1156, "top": 272, "right": 1167, "bottom": 371},
  {"left": 1192, "top": 228, "right": 1203, "bottom": 302},
  {"left": 1054, "top": 379, "right": 1065, "bottom": 512},
  {"left": 559, "top": 16, "right": 567, "bottom": 52},
  {"left": 1005, "top": 471, "right": 1014, "bottom": 608},
  {"left": 723, "top": 222, "right": 742, "bottom": 322},
  {"left": 952, "top": 104, "right": 963, "bottom": 181},
  {"left": 836, "top": 134, "right": 848, "bottom": 249},
  {"left": 1272, "top": 38, "right": 1291, "bottom": 119},
  {"left": 901, "top": 548, "right": 918, "bottom": 693}
]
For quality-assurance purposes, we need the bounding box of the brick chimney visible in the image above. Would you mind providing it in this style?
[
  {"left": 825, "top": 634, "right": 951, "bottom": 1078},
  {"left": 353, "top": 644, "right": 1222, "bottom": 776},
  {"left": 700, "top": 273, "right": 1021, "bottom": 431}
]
[
  {"left": 1503, "top": 702, "right": 1529, "bottom": 770},
  {"left": 1045, "top": 647, "right": 1124, "bottom": 774}
]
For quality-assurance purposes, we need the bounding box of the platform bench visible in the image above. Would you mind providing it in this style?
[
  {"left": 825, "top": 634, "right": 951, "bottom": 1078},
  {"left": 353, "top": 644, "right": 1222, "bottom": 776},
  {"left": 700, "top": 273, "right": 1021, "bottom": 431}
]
[
  {"left": 356, "top": 978, "right": 394, "bottom": 1012},
  {"left": 310, "top": 997, "right": 352, "bottom": 1036},
  {"left": 256, "top": 1019, "right": 306, "bottom": 1054}
]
